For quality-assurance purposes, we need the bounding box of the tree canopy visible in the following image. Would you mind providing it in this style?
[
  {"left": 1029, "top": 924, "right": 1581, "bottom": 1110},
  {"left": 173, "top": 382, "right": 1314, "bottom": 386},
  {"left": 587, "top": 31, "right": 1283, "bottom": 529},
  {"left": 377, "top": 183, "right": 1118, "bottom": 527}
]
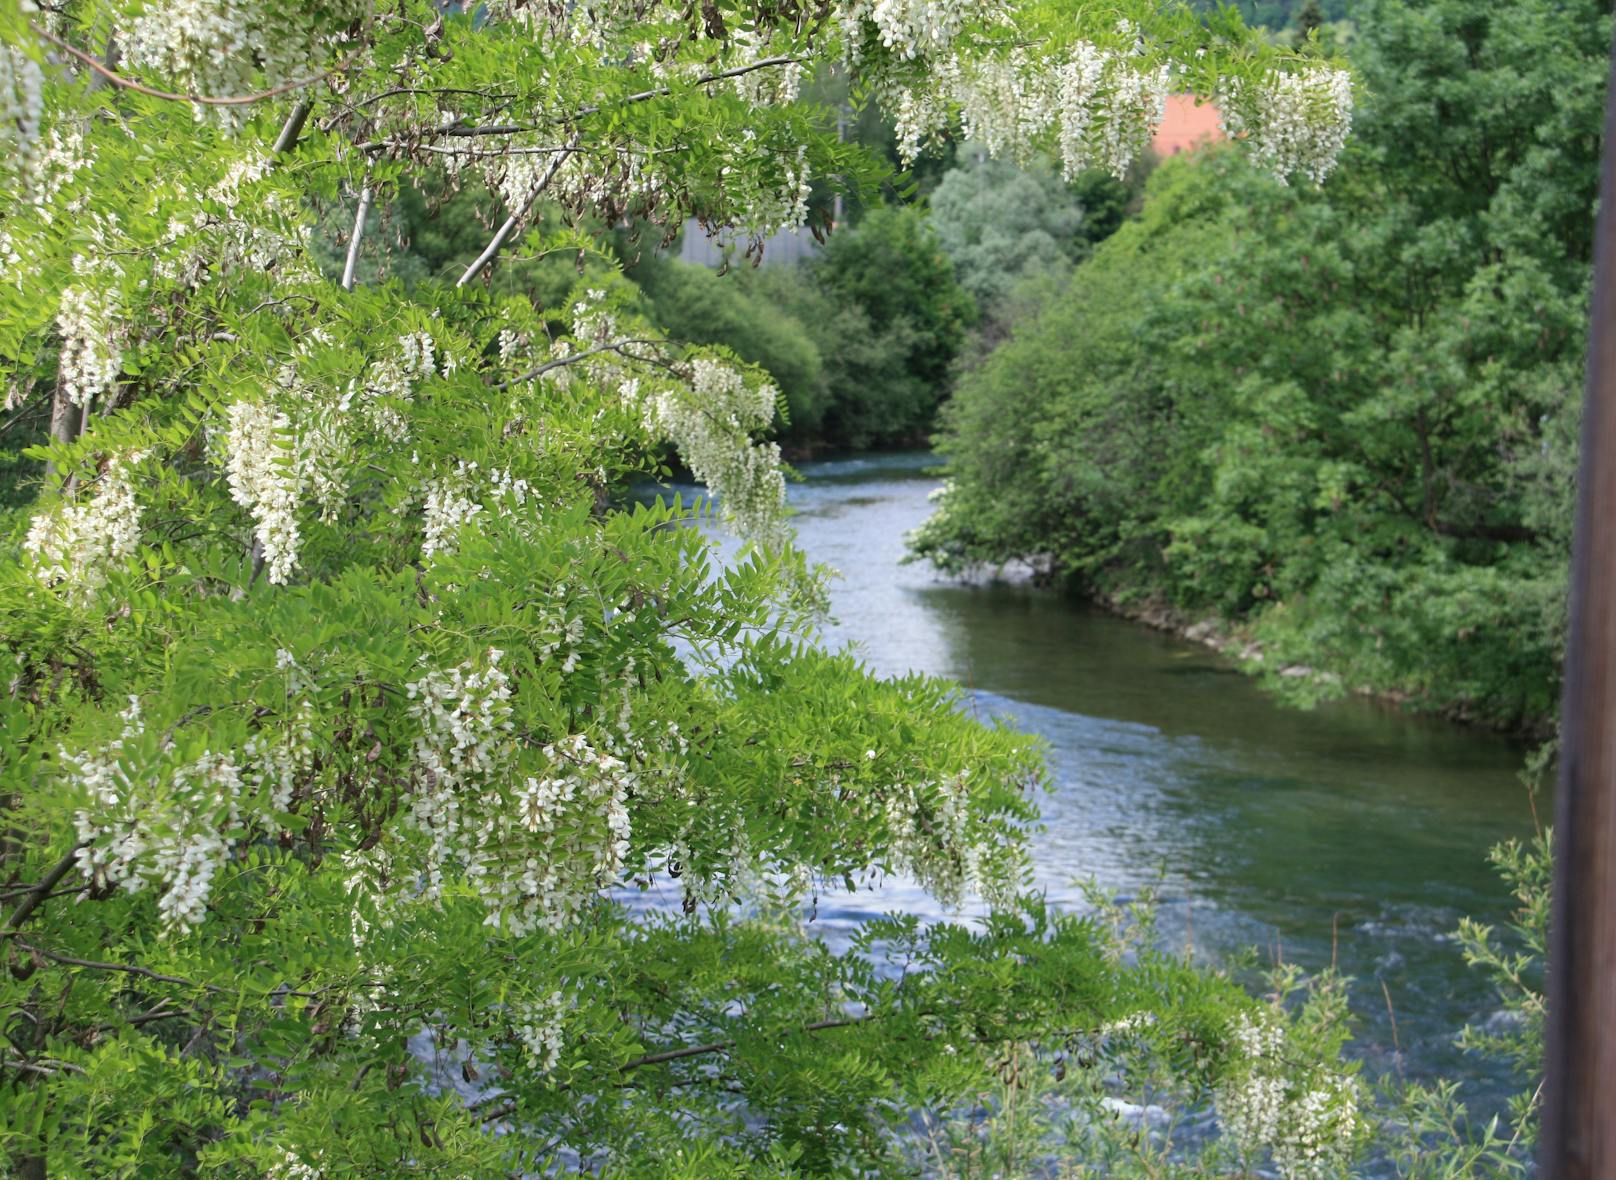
[{"left": 0, "top": 1, "right": 1366, "bottom": 1175}]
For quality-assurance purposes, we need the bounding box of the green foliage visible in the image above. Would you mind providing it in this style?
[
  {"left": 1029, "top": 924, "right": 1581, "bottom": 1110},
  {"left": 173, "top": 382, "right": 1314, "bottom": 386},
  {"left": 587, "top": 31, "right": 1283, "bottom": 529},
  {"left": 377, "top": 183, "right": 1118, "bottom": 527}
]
[
  {"left": 917, "top": 0, "right": 1603, "bottom": 732},
  {"left": 928, "top": 151, "right": 1087, "bottom": 308},
  {"left": 904, "top": 838, "right": 1552, "bottom": 1180},
  {"left": 0, "top": 0, "right": 1366, "bottom": 1175},
  {"left": 631, "top": 206, "right": 977, "bottom": 451},
  {"left": 1381, "top": 831, "right": 1549, "bottom": 1180},
  {"left": 807, "top": 205, "right": 977, "bottom": 447},
  {"left": 1190, "top": 0, "right": 1354, "bottom": 30},
  {"left": 630, "top": 255, "right": 833, "bottom": 438}
]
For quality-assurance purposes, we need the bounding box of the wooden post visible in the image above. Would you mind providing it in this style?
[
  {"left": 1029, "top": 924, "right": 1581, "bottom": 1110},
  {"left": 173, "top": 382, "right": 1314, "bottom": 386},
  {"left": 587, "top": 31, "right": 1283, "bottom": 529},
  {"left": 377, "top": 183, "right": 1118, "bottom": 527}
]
[{"left": 1541, "top": 25, "right": 1616, "bottom": 1180}]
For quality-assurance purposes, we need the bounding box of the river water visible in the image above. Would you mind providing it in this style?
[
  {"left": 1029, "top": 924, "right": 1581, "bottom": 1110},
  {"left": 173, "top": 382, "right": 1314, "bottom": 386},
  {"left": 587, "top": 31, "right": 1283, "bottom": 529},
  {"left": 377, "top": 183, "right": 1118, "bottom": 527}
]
[{"left": 665, "top": 451, "right": 1542, "bottom": 1113}]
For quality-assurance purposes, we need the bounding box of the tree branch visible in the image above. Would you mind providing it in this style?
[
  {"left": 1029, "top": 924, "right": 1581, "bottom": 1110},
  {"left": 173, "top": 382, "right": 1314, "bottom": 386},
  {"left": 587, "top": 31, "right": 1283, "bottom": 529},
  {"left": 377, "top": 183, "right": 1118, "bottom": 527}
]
[
  {"left": 361, "top": 56, "right": 804, "bottom": 153},
  {"left": 31, "top": 23, "right": 363, "bottom": 108},
  {"left": 1, "top": 844, "right": 86, "bottom": 940},
  {"left": 456, "top": 143, "right": 577, "bottom": 287},
  {"left": 618, "top": 1016, "right": 867, "bottom": 1071},
  {"left": 2, "top": 1057, "right": 85, "bottom": 1077},
  {"left": 575, "top": 56, "right": 804, "bottom": 117},
  {"left": 341, "top": 183, "right": 374, "bottom": 292},
  {"left": 16, "top": 940, "right": 348, "bottom": 1001},
  {"left": 273, "top": 100, "right": 313, "bottom": 154},
  {"left": 495, "top": 338, "right": 668, "bottom": 390}
]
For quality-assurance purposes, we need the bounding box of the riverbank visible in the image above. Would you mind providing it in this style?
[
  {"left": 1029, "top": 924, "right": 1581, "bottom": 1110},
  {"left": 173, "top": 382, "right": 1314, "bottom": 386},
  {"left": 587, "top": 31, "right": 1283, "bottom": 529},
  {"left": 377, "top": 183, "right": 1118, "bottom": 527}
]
[{"left": 1086, "top": 588, "right": 1558, "bottom": 745}]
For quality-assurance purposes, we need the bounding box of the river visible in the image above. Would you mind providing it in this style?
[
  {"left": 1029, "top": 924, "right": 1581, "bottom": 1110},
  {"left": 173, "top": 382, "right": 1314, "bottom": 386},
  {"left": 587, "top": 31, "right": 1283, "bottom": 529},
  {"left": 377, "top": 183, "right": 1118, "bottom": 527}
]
[{"left": 663, "top": 450, "right": 1542, "bottom": 1115}]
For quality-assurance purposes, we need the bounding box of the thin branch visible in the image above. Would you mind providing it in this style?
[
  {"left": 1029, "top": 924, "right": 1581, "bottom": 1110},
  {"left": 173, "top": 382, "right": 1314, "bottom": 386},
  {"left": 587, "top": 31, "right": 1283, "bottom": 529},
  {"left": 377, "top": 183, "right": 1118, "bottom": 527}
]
[
  {"left": 495, "top": 338, "right": 668, "bottom": 390},
  {"left": 372, "top": 142, "right": 678, "bottom": 161},
  {"left": 32, "top": 22, "right": 362, "bottom": 107},
  {"left": 3, "top": 1057, "right": 85, "bottom": 1077},
  {"left": 620, "top": 1016, "right": 868, "bottom": 1071},
  {"left": 355, "top": 86, "right": 515, "bottom": 109},
  {"left": 361, "top": 56, "right": 804, "bottom": 153},
  {"left": 1, "top": 844, "right": 86, "bottom": 940},
  {"left": 475, "top": 1014, "right": 870, "bottom": 1123},
  {"left": 456, "top": 143, "right": 577, "bottom": 288},
  {"left": 86, "top": 1000, "right": 197, "bottom": 1038},
  {"left": 272, "top": 100, "right": 313, "bottom": 153},
  {"left": 341, "top": 183, "right": 374, "bottom": 292},
  {"left": 15, "top": 940, "right": 349, "bottom": 1001},
  {"left": 575, "top": 56, "right": 804, "bottom": 117}
]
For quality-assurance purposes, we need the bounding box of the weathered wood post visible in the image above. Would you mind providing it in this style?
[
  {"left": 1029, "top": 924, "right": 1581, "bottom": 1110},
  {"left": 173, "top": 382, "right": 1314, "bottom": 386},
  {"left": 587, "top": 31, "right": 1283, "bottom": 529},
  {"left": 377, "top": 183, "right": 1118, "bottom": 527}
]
[{"left": 1542, "top": 24, "right": 1616, "bottom": 1179}]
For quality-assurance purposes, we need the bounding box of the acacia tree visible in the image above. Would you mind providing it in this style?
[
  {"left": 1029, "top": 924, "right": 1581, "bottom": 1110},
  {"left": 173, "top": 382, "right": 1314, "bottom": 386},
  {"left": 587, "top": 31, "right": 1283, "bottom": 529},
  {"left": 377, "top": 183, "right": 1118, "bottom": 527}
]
[{"left": 0, "top": 1, "right": 1356, "bottom": 1175}]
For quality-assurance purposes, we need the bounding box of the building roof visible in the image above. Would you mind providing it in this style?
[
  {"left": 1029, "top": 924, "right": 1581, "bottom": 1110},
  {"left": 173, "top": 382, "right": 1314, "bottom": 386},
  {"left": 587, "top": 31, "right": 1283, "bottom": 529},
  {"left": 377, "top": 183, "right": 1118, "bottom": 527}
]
[{"left": 1153, "top": 95, "right": 1225, "bottom": 159}]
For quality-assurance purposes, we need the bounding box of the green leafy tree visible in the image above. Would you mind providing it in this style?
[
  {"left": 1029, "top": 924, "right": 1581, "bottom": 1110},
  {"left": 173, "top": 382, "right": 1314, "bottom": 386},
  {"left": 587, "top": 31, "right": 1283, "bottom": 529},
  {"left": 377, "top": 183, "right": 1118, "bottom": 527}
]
[
  {"left": 917, "top": 0, "right": 1602, "bottom": 733},
  {"left": 0, "top": 0, "right": 1356, "bottom": 1174},
  {"left": 629, "top": 255, "right": 833, "bottom": 439},
  {"left": 928, "top": 151, "right": 1087, "bottom": 308},
  {"left": 809, "top": 205, "right": 976, "bottom": 446}
]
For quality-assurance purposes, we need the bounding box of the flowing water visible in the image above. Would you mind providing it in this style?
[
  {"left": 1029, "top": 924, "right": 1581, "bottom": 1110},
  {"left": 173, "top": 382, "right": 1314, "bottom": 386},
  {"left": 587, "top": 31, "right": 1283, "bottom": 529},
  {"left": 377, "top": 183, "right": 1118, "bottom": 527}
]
[{"left": 660, "top": 450, "right": 1542, "bottom": 1112}]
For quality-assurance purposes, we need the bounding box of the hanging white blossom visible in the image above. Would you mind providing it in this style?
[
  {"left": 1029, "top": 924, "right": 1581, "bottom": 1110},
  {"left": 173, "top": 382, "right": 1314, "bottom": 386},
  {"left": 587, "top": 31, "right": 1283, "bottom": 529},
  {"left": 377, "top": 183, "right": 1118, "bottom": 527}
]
[
  {"left": 631, "top": 357, "right": 789, "bottom": 549},
  {"left": 116, "top": 0, "right": 366, "bottom": 120},
  {"left": 515, "top": 989, "right": 568, "bottom": 1075},
  {"left": 221, "top": 399, "right": 303, "bottom": 584},
  {"left": 1221, "top": 65, "right": 1356, "bottom": 186},
  {"left": 1216, "top": 1012, "right": 1363, "bottom": 1179},
  {"left": 55, "top": 282, "right": 123, "bottom": 410},
  {"left": 24, "top": 459, "right": 144, "bottom": 602}
]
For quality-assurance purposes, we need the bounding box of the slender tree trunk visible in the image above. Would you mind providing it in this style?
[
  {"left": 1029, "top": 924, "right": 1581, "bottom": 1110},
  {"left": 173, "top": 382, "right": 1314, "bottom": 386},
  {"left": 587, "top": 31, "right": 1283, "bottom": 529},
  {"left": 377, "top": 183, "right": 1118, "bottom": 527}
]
[
  {"left": 457, "top": 142, "right": 577, "bottom": 287},
  {"left": 273, "top": 101, "right": 312, "bottom": 155},
  {"left": 1541, "top": 23, "right": 1616, "bottom": 1180},
  {"left": 341, "top": 183, "right": 373, "bottom": 292},
  {"left": 42, "top": 387, "right": 80, "bottom": 489}
]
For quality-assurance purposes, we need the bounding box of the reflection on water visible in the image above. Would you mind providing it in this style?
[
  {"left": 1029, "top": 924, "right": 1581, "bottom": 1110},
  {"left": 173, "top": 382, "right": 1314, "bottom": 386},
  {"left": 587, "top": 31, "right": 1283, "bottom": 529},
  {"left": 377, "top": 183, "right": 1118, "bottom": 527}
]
[{"left": 659, "top": 451, "right": 1540, "bottom": 1110}]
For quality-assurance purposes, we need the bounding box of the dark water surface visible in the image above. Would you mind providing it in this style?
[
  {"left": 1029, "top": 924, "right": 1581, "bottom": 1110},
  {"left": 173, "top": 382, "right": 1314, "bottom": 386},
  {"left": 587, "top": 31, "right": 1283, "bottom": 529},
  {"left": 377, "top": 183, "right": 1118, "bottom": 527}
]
[{"left": 670, "top": 451, "right": 1541, "bottom": 1109}]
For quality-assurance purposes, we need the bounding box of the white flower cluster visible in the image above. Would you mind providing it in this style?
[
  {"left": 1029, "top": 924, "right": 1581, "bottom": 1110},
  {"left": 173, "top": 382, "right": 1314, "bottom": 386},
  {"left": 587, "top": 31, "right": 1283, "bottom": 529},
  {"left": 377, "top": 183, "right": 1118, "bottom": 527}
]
[
  {"left": 422, "top": 464, "right": 483, "bottom": 561},
  {"left": 24, "top": 460, "right": 143, "bottom": 602},
  {"left": 356, "top": 332, "right": 436, "bottom": 443},
  {"left": 222, "top": 399, "right": 303, "bottom": 584},
  {"left": 482, "top": 0, "right": 614, "bottom": 48},
  {"left": 1216, "top": 1012, "right": 1362, "bottom": 1179},
  {"left": 265, "top": 1148, "right": 323, "bottom": 1180},
  {"left": 67, "top": 697, "right": 244, "bottom": 931},
  {"left": 463, "top": 144, "right": 665, "bottom": 231},
  {"left": 56, "top": 282, "right": 123, "bottom": 410},
  {"left": 156, "top": 153, "right": 318, "bottom": 288},
  {"left": 494, "top": 733, "right": 636, "bottom": 931},
  {"left": 27, "top": 126, "right": 90, "bottom": 224},
  {"left": 515, "top": 990, "right": 567, "bottom": 1075},
  {"left": 882, "top": 769, "right": 1004, "bottom": 908},
  {"left": 404, "top": 653, "right": 652, "bottom": 934},
  {"left": 631, "top": 357, "right": 788, "bottom": 548},
  {"left": 275, "top": 363, "right": 350, "bottom": 522},
  {"left": 0, "top": 43, "right": 44, "bottom": 178},
  {"left": 405, "top": 651, "right": 517, "bottom": 897},
  {"left": 894, "top": 43, "right": 1170, "bottom": 180},
  {"left": 842, "top": 0, "right": 987, "bottom": 61},
  {"left": 725, "top": 29, "right": 805, "bottom": 107},
  {"left": 118, "top": 0, "right": 364, "bottom": 119},
  {"left": 877, "top": 30, "right": 1349, "bottom": 185},
  {"left": 1221, "top": 66, "right": 1355, "bottom": 185},
  {"left": 421, "top": 461, "right": 532, "bottom": 561},
  {"left": 67, "top": 691, "right": 319, "bottom": 931},
  {"left": 725, "top": 139, "right": 815, "bottom": 237},
  {"left": 0, "top": 230, "right": 21, "bottom": 284}
]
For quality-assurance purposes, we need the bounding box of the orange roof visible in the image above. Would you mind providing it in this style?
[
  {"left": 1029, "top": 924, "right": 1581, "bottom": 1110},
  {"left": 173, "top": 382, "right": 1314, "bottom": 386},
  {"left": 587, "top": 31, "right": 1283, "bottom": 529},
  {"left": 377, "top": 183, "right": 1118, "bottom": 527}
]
[{"left": 1153, "top": 95, "right": 1225, "bottom": 158}]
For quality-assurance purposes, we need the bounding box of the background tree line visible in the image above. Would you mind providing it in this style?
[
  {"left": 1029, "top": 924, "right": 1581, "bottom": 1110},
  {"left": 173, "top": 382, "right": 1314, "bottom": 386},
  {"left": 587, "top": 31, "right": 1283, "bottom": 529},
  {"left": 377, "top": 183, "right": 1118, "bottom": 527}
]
[{"left": 914, "top": 0, "right": 1602, "bottom": 736}]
